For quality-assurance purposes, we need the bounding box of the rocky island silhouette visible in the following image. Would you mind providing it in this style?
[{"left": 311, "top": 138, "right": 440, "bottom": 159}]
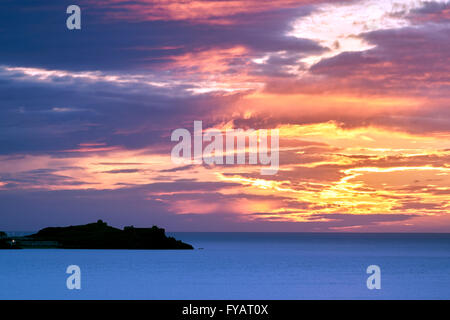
[{"left": 0, "top": 220, "right": 193, "bottom": 249}]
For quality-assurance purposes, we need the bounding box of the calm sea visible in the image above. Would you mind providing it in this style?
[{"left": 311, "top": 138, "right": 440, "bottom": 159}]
[{"left": 0, "top": 233, "right": 449, "bottom": 299}]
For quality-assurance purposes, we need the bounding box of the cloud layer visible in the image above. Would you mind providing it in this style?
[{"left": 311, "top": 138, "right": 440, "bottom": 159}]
[{"left": 0, "top": 0, "right": 449, "bottom": 231}]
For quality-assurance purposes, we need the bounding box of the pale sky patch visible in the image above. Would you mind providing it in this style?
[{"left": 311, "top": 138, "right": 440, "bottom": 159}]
[{"left": 288, "top": 0, "right": 447, "bottom": 67}]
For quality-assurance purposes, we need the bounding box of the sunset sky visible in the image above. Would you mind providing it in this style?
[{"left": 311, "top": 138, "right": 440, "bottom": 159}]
[{"left": 0, "top": 0, "right": 449, "bottom": 231}]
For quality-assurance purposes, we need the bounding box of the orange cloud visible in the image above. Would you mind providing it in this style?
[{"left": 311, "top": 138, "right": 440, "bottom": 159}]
[{"left": 91, "top": 0, "right": 329, "bottom": 24}]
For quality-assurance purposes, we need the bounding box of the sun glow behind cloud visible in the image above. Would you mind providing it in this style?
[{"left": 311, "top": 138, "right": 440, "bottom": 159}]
[{"left": 2, "top": 120, "right": 449, "bottom": 230}]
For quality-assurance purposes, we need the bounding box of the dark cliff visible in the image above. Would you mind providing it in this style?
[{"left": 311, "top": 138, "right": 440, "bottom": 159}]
[
  {"left": 20, "top": 220, "right": 193, "bottom": 249},
  {"left": 0, "top": 231, "right": 10, "bottom": 249}
]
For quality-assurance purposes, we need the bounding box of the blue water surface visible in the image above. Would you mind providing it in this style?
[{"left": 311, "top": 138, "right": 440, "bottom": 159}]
[{"left": 0, "top": 233, "right": 449, "bottom": 299}]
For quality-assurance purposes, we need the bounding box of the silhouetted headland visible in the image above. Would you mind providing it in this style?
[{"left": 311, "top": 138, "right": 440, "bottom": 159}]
[{"left": 0, "top": 220, "right": 193, "bottom": 249}]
